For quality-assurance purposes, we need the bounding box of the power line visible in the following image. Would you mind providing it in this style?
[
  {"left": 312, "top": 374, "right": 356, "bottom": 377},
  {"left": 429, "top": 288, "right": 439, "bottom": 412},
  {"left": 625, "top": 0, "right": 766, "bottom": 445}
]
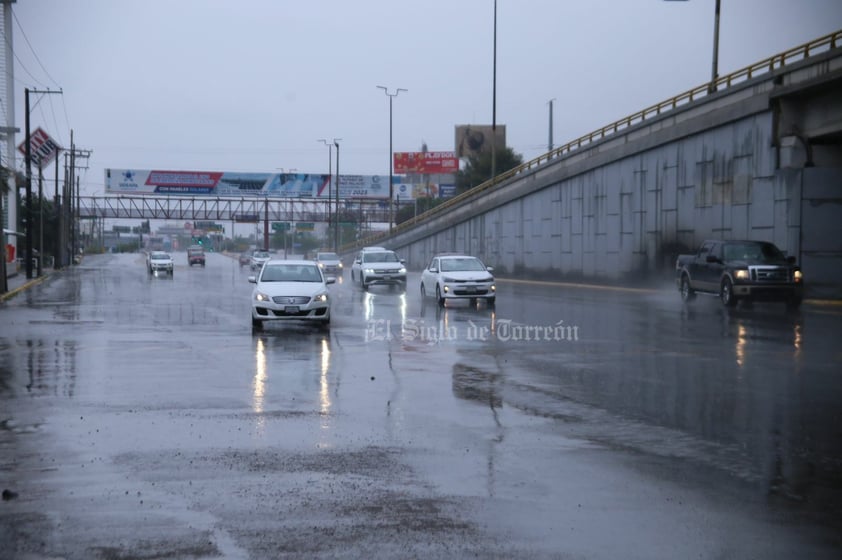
[
  {"left": 0, "top": 26, "right": 49, "bottom": 90},
  {"left": 12, "top": 9, "right": 60, "bottom": 89}
]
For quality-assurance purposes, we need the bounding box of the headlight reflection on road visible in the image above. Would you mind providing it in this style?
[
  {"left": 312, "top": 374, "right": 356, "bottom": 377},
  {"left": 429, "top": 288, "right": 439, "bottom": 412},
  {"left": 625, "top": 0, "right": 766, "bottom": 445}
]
[
  {"left": 253, "top": 337, "right": 267, "bottom": 434},
  {"left": 735, "top": 323, "right": 747, "bottom": 368},
  {"left": 364, "top": 292, "right": 374, "bottom": 321},
  {"left": 320, "top": 337, "right": 332, "bottom": 423}
]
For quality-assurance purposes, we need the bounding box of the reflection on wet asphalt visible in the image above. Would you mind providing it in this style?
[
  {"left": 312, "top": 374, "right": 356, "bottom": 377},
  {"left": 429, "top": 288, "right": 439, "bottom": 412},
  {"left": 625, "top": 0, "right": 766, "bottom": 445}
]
[{"left": 0, "top": 253, "right": 840, "bottom": 559}]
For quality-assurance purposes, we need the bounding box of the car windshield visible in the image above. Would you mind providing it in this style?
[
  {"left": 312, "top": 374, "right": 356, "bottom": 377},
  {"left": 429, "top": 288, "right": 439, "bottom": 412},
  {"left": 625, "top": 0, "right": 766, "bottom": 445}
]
[
  {"left": 723, "top": 243, "right": 787, "bottom": 263},
  {"left": 363, "top": 252, "right": 399, "bottom": 263},
  {"left": 260, "top": 264, "right": 322, "bottom": 282},
  {"left": 253, "top": 251, "right": 270, "bottom": 258},
  {"left": 440, "top": 257, "right": 486, "bottom": 272},
  {"left": 318, "top": 253, "right": 339, "bottom": 261},
  {"left": 151, "top": 253, "right": 170, "bottom": 260}
]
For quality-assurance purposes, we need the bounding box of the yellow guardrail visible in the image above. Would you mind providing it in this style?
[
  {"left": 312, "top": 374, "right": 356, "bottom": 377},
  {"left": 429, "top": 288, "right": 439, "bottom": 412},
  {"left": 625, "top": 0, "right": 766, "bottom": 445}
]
[{"left": 345, "top": 29, "right": 842, "bottom": 253}]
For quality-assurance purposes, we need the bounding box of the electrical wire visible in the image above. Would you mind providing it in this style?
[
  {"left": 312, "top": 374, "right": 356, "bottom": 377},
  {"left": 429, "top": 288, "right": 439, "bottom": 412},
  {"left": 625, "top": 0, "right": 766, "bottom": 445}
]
[{"left": 12, "top": 9, "right": 60, "bottom": 89}]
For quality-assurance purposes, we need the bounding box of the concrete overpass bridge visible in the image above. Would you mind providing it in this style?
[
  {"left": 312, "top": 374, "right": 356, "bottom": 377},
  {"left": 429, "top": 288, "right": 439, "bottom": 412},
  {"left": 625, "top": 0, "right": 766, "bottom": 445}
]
[{"left": 349, "top": 30, "right": 842, "bottom": 298}]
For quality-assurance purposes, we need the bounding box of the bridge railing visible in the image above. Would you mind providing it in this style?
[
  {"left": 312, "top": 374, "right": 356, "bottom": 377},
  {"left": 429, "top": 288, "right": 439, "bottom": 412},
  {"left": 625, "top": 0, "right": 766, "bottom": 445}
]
[{"left": 346, "top": 28, "right": 842, "bottom": 253}]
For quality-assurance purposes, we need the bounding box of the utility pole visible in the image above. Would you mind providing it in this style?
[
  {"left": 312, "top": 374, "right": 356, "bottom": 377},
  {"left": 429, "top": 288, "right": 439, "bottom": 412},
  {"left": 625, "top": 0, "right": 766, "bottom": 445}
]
[
  {"left": 37, "top": 166, "right": 43, "bottom": 276},
  {"left": 491, "top": 0, "right": 498, "bottom": 186},
  {"left": 23, "top": 87, "right": 63, "bottom": 278}
]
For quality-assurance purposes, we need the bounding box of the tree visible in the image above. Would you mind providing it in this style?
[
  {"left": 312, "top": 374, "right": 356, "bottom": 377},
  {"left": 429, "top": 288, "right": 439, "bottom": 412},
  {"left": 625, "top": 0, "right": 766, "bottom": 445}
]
[{"left": 455, "top": 147, "right": 524, "bottom": 194}]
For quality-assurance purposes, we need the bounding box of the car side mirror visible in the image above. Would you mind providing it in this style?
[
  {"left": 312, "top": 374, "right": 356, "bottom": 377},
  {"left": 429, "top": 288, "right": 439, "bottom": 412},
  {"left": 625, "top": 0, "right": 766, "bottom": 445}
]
[
  {"left": 786, "top": 256, "right": 796, "bottom": 264},
  {"left": 705, "top": 255, "right": 720, "bottom": 264},
  {"left": 325, "top": 276, "right": 336, "bottom": 285},
  {"left": 248, "top": 276, "right": 257, "bottom": 283},
  {"left": 486, "top": 266, "right": 494, "bottom": 272},
  {"left": 400, "top": 259, "right": 406, "bottom": 264},
  {"left": 429, "top": 267, "right": 438, "bottom": 273}
]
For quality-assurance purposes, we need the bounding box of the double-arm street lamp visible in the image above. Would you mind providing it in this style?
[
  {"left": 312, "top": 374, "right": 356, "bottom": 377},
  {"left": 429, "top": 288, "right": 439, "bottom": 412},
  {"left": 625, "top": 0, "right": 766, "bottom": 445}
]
[
  {"left": 318, "top": 139, "right": 336, "bottom": 248},
  {"left": 333, "top": 139, "right": 341, "bottom": 252},
  {"left": 376, "top": 85, "right": 407, "bottom": 234}
]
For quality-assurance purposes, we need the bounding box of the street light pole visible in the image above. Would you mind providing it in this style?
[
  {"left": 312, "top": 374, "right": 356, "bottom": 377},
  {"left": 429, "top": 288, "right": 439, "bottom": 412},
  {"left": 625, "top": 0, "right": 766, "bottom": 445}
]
[
  {"left": 711, "top": 0, "right": 721, "bottom": 92},
  {"left": 376, "top": 85, "right": 407, "bottom": 234},
  {"left": 318, "top": 139, "right": 333, "bottom": 246},
  {"left": 333, "top": 140, "right": 340, "bottom": 252},
  {"left": 491, "top": 0, "right": 498, "bottom": 185}
]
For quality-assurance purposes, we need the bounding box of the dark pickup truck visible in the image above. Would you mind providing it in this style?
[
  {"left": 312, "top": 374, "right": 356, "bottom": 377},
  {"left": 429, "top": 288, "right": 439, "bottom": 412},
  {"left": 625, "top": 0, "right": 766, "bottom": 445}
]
[{"left": 675, "top": 240, "right": 803, "bottom": 308}]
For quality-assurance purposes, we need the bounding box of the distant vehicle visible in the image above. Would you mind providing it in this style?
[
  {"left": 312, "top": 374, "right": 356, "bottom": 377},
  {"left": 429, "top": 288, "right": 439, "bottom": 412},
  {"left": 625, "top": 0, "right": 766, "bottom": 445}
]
[
  {"left": 314, "top": 251, "right": 342, "bottom": 276},
  {"left": 675, "top": 240, "right": 803, "bottom": 308},
  {"left": 250, "top": 250, "right": 271, "bottom": 270},
  {"left": 238, "top": 252, "right": 251, "bottom": 267},
  {"left": 187, "top": 246, "right": 205, "bottom": 267},
  {"left": 350, "top": 249, "right": 406, "bottom": 291},
  {"left": 248, "top": 259, "right": 335, "bottom": 331},
  {"left": 420, "top": 254, "right": 496, "bottom": 307},
  {"left": 147, "top": 251, "right": 174, "bottom": 276}
]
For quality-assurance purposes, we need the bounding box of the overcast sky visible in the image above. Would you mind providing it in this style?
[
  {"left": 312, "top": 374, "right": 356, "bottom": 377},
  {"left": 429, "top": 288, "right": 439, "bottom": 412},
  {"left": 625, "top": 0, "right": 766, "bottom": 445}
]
[{"left": 9, "top": 0, "right": 842, "bottom": 197}]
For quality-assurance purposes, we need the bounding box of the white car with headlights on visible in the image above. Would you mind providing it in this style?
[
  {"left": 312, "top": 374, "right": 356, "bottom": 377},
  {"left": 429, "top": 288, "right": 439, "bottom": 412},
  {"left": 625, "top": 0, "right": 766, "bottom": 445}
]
[
  {"left": 249, "top": 259, "right": 334, "bottom": 331},
  {"left": 350, "top": 249, "right": 406, "bottom": 291},
  {"left": 147, "top": 251, "right": 174, "bottom": 276},
  {"left": 420, "top": 254, "right": 495, "bottom": 307}
]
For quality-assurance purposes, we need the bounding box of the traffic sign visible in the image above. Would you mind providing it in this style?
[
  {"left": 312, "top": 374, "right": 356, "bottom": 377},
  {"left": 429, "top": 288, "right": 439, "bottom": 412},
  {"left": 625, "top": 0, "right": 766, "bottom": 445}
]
[{"left": 272, "top": 222, "right": 290, "bottom": 231}]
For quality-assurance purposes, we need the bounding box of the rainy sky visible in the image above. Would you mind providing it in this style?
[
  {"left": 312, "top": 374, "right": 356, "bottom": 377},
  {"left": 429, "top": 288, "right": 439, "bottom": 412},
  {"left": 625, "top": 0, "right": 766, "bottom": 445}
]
[{"left": 9, "top": 0, "right": 842, "bottom": 196}]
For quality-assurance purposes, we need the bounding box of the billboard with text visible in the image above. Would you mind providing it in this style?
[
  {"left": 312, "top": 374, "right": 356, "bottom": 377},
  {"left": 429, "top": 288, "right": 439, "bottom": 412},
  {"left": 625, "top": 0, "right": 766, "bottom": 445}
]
[
  {"left": 105, "top": 169, "right": 389, "bottom": 199},
  {"left": 393, "top": 151, "right": 458, "bottom": 174}
]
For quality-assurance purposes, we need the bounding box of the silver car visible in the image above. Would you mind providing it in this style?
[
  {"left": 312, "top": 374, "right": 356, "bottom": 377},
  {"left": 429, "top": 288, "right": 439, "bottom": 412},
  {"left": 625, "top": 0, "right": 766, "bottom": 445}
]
[{"left": 147, "top": 251, "right": 174, "bottom": 276}]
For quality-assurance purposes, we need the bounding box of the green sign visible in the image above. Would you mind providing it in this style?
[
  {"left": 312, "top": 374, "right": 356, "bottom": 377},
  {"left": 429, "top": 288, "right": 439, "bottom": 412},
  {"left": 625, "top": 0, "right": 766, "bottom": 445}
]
[
  {"left": 272, "top": 222, "right": 291, "bottom": 231},
  {"left": 296, "top": 222, "right": 314, "bottom": 231}
]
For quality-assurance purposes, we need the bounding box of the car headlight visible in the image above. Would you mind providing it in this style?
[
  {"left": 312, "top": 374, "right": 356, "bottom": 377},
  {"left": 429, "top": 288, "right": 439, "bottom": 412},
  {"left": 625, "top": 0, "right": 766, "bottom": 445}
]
[
  {"left": 794, "top": 270, "right": 803, "bottom": 282},
  {"left": 364, "top": 268, "right": 375, "bottom": 274},
  {"left": 442, "top": 277, "right": 456, "bottom": 283},
  {"left": 313, "top": 293, "right": 328, "bottom": 303},
  {"left": 398, "top": 267, "right": 407, "bottom": 274},
  {"left": 318, "top": 263, "right": 324, "bottom": 268},
  {"left": 491, "top": 285, "right": 496, "bottom": 292},
  {"left": 338, "top": 263, "right": 343, "bottom": 268},
  {"left": 254, "top": 291, "right": 271, "bottom": 302},
  {"left": 734, "top": 269, "right": 749, "bottom": 280}
]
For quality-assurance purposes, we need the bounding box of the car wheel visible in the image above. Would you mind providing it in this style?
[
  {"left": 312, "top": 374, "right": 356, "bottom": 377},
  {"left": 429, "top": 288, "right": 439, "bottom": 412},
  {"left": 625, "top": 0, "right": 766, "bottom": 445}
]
[
  {"left": 487, "top": 296, "right": 496, "bottom": 308},
  {"left": 469, "top": 298, "right": 478, "bottom": 307},
  {"left": 720, "top": 278, "right": 737, "bottom": 307},
  {"left": 251, "top": 317, "right": 263, "bottom": 331},
  {"left": 420, "top": 283, "right": 427, "bottom": 299},
  {"left": 680, "top": 275, "right": 696, "bottom": 302},
  {"left": 436, "top": 285, "right": 445, "bottom": 307},
  {"left": 320, "top": 317, "right": 330, "bottom": 330}
]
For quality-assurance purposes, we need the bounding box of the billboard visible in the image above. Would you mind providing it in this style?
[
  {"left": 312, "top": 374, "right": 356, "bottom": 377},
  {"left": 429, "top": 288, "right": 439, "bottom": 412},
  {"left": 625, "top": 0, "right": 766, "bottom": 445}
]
[
  {"left": 454, "top": 125, "right": 506, "bottom": 158},
  {"left": 105, "top": 169, "right": 389, "bottom": 199},
  {"left": 393, "top": 183, "right": 445, "bottom": 200},
  {"left": 393, "top": 151, "right": 458, "bottom": 174}
]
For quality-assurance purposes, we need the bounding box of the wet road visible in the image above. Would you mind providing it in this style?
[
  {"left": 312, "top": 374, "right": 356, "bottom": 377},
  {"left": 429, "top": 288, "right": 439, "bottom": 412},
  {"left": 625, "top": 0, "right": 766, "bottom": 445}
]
[{"left": 1, "top": 252, "right": 840, "bottom": 559}]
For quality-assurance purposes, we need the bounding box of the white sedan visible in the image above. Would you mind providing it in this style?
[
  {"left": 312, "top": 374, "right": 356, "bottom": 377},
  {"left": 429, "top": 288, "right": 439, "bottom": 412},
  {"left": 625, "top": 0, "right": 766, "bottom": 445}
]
[
  {"left": 147, "top": 251, "right": 174, "bottom": 276},
  {"left": 420, "top": 254, "right": 495, "bottom": 307},
  {"left": 249, "top": 259, "right": 335, "bottom": 331}
]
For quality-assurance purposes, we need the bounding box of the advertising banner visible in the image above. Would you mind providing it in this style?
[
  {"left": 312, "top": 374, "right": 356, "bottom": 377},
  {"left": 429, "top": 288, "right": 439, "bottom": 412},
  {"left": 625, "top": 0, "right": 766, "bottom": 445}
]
[
  {"left": 393, "top": 151, "right": 458, "bottom": 174},
  {"left": 454, "top": 125, "right": 506, "bottom": 158},
  {"left": 393, "top": 183, "right": 442, "bottom": 200},
  {"left": 314, "top": 174, "right": 389, "bottom": 200},
  {"left": 106, "top": 169, "right": 338, "bottom": 198}
]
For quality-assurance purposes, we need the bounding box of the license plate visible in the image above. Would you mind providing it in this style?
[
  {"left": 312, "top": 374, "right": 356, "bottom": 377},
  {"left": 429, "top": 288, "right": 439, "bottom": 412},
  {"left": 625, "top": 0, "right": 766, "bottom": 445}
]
[
  {"left": 383, "top": 275, "right": 391, "bottom": 280},
  {"left": 284, "top": 306, "right": 300, "bottom": 313},
  {"left": 464, "top": 286, "right": 477, "bottom": 293}
]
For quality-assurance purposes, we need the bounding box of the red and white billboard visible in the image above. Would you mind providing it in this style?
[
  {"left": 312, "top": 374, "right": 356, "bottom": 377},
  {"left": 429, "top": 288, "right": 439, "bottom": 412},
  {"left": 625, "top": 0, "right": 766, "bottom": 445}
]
[
  {"left": 18, "top": 127, "right": 62, "bottom": 169},
  {"left": 393, "top": 151, "right": 458, "bottom": 174}
]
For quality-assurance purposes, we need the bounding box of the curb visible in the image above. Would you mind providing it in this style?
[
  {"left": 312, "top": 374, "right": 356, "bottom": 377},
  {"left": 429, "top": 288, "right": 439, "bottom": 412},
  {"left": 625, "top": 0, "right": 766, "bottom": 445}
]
[{"left": 0, "top": 273, "right": 51, "bottom": 303}]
